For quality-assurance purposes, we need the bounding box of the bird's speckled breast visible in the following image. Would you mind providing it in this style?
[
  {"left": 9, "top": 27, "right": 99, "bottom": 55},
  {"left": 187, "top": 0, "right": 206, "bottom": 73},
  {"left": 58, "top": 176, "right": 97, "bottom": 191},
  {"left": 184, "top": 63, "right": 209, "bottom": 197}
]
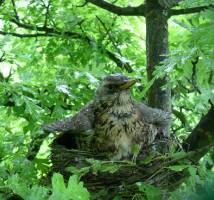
[{"left": 93, "top": 103, "right": 157, "bottom": 160}]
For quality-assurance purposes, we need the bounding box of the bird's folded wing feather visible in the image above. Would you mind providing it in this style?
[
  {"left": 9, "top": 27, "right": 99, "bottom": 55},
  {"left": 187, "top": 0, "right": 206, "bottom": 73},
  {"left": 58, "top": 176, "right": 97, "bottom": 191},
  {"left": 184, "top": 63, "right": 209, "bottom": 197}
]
[
  {"left": 137, "top": 103, "right": 171, "bottom": 126},
  {"left": 42, "top": 102, "right": 95, "bottom": 133}
]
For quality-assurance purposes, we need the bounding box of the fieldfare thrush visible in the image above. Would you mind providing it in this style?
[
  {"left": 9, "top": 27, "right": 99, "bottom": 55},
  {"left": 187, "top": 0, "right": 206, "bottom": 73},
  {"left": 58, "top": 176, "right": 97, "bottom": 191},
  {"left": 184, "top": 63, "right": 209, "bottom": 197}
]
[{"left": 43, "top": 74, "right": 170, "bottom": 160}]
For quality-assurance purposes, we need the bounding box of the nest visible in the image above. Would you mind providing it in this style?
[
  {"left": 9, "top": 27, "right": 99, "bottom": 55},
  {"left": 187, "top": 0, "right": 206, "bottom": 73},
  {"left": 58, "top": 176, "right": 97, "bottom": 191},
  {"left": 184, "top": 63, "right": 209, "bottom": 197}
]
[{"left": 43, "top": 133, "right": 188, "bottom": 199}]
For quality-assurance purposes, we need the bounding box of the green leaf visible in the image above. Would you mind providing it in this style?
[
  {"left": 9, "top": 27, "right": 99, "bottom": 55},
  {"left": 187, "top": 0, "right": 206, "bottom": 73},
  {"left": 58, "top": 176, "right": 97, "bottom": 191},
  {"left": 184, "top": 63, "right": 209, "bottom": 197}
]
[
  {"left": 131, "top": 144, "right": 141, "bottom": 163},
  {"left": 24, "top": 97, "right": 44, "bottom": 120},
  {"left": 169, "top": 151, "right": 188, "bottom": 160},
  {"left": 27, "top": 185, "right": 49, "bottom": 200},
  {"left": 131, "top": 144, "right": 141, "bottom": 156},
  {"left": 67, "top": 175, "right": 90, "bottom": 200},
  {"left": 99, "top": 162, "right": 120, "bottom": 173},
  {"left": 113, "top": 196, "right": 122, "bottom": 200},
  {"left": 12, "top": 94, "right": 25, "bottom": 106},
  {"left": 49, "top": 173, "right": 68, "bottom": 200},
  {"left": 7, "top": 174, "right": 30, "bottom": 199},
  {"left": 86, "top": 159, "right": 120, "bottom": 174},
  {"left": 137, "top": 182, "right": 161, "bottom": 200},
  {"left": 188, "top": 166, "right": 197, "bottom": 188},
  {"left": 49, "top": 173, "right": 90, "bottom": 200},
  {"left": 166, "top": 165, "right": 189, "bottom": 172},
  {"left": 140, "top": 155, "right": 155, "bottom": 164},
  {"left": 66, "top": 166, "right": 90, "bottom": 178},
  {"left": 86, "top": 159, "right": 102, "bottom": 173}
]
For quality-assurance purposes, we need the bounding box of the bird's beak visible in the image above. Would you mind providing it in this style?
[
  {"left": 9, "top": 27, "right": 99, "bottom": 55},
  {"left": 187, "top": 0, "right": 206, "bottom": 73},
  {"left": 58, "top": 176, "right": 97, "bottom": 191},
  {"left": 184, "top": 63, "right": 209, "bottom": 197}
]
[{"left": 119, "top": 79, "right": 136, "bottom": 90}]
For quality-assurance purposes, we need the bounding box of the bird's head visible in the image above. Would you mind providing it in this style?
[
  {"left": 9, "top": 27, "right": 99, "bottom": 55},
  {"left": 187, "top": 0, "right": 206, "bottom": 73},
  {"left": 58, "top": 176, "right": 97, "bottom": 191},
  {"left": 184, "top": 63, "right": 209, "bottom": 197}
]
[{"left": 95, "top": 74, "right": 136, "bottom": 105}]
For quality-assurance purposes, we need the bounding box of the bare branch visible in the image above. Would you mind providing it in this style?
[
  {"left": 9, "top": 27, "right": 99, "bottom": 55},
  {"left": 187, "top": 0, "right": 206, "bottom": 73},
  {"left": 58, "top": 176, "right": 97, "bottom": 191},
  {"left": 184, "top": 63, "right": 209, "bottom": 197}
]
[
  {"left": 10, "top": 18, "right": 54, "bottom": 32},
  {"left": 9, "top": 18, "right": 82, "bottom": 38},
  {"left": 11, "top": 0, "right": 19, "bottom": 20},
  {"left": 40, "top": 0, "right": 51, "bottom": 27},
  {"left": 0, "top": 30, "right": 55, "bottom": 38},
  {"left": 0, "top": 52, "right": 6, "bottom": 62},
  {"left": 208, "top": 71, "right": 213, "bottom": 85},
  {"left": 106, "top": 50, "right": 133, "bottom": 72},
  {"left": 184, "top": 57, "right": 204, "bottom": 95},
  {"left": 191, "top": 56, "right": 201, "bottom": 94},
  {"left": 169, "top": 4, "right": 214, "bottom": 16},
  {"left": 87, "top": 0, "right": 145, "bottom": 16}
]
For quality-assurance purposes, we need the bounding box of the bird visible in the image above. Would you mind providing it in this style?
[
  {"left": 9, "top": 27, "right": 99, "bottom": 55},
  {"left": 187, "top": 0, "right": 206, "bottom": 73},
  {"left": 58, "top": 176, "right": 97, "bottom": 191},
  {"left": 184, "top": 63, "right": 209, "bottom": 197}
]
[{"left": 43, "top": 74, "right": 170, "bottom": 160}]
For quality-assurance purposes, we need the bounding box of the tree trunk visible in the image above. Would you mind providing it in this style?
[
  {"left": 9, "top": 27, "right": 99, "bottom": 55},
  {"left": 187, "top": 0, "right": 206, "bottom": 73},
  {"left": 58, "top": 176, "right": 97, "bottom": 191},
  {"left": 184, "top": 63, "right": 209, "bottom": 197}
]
[
  {"left": 146, "top": 0, "right": 171, "bottom": 113},
  {"left": 145, "top": 0, "right": 171, "bottom": 141}
]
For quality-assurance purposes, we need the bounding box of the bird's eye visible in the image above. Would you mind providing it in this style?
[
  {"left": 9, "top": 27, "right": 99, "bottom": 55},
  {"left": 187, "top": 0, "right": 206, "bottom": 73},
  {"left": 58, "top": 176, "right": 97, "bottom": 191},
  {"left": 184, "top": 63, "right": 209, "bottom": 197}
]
[{"left": 108, "top": 84, "right": 115, "bottom": 90}]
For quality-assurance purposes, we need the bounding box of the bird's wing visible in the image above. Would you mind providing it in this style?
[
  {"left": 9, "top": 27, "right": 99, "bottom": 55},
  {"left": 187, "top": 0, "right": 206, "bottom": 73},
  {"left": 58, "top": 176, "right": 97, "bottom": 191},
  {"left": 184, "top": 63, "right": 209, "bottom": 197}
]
[
  {"left": 42, "top": 101, "right": 95, "bottom": 133},
  {"left": 136, "top": 103, "right": 171, "bottom": 126}
]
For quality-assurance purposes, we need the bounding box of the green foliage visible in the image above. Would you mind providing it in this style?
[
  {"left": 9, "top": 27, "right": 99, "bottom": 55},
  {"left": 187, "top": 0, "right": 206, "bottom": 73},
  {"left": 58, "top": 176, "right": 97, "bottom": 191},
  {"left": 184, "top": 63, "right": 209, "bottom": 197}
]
[
  {"left": 137, "top": 182, "right": 161, "bottom": 200},
  {"left": 166, "top": 164, "right": 189, "bottom": 172},
  {"left": 7, "top": 174, "right": 49, "bottom": 200},
  {"left": 170, "top": 172, "right": 214, "bottom": 200},
  {"left": 50, "top": 173, "right": 90, "bottom": 200},
  {"left": 3, "top": 173, "right": 89, "bottom": 200},
  {"left": 86, "top": 159, "right": 122, "bottom": 173},
  {"left": 0, "top": 0, "right": 213, "bottom": 199}
]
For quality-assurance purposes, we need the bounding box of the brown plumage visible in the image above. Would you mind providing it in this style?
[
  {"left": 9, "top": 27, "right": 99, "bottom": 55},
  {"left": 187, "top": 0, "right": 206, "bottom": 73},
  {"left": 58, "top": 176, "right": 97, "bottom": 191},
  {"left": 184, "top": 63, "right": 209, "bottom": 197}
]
[{"left": 43, "top": 74, "right": 170, "bottom": 160}]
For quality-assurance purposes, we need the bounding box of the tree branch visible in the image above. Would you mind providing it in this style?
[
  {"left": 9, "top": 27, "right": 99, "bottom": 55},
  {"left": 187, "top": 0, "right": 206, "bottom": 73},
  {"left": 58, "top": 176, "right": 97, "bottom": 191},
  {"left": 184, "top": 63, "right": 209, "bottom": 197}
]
[
  {"left": 11, "top": 0, "right": 19, "bottom": 20},
  {"left": 10, "top": 18, "right": 79, "bottom": 36},
  {"left": 166, "top": 106, "right": 214, "bottom": 189},
  {"left": 182, "top": 105, "right": 214, "bottom": 162},
  {"left": 40, "top": 0, "right": 51, "bottom": 28},
  {"left": 1, "top": 18, "right": 133, "bottom": 72},
  {"left": 0, "top": 30, "right": 55, "bottom": 38},
  {"left": 0, "top": 51, "right": 6, "bottom": 62},
  {"left": 172, "top": 108, "right": 187, "bottom": 126},
  {"left": 95, "top": 16, "right": 133, "bottom": 72},
  {"left": 106, "top": 50, "right": 133, "bottom": 72},
  {"left": 87, "top": 0, "right": 145, "bottom": 16},
  {"left": 169, "top": 4, "right": 214, "bottom": 16}
]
